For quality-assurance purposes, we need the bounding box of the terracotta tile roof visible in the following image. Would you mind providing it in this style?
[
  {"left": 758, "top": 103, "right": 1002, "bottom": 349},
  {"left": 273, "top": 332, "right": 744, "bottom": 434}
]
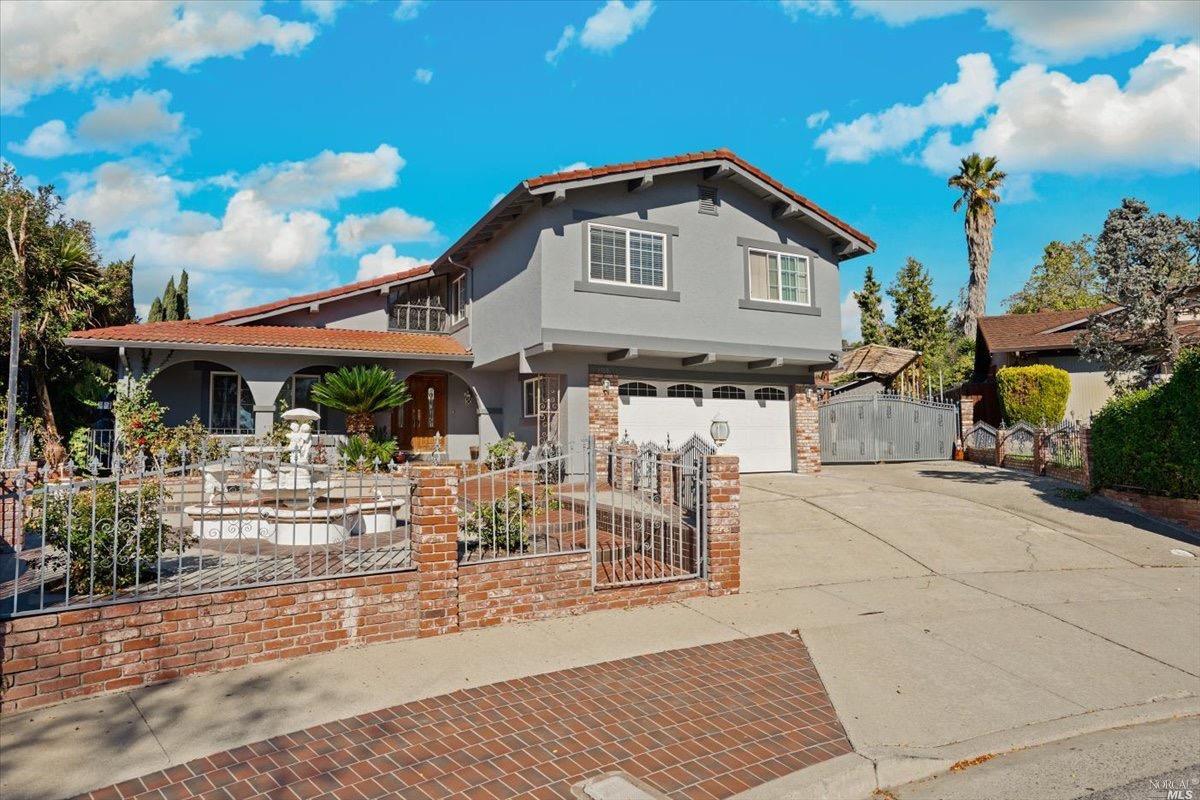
[
  {"left": 833, "top": 344, "right": 919, "bottom": 378},
  {"left": 66, "top": 321, "right": 469, "bottom": 357},
  {"left": 525, "top": 148, "right": 876, "bottom": 250},
  {"left": 977, "top": 307, "right": 1111, "bottom": 352},
  {"left": 196, "top": 264, "right": 432, "bottom": 325}
]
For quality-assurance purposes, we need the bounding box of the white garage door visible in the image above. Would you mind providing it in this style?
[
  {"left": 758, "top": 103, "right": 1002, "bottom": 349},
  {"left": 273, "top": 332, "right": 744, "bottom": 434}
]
[{"left": 617, "top": 380, "right": 792, "bottom": 473}]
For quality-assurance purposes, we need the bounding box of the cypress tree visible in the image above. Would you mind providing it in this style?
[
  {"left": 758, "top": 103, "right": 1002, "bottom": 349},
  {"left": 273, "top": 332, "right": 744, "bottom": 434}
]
[
  {"left": 161, "top": 277, "right": 178, "bottom": 322},
  {"left": 856, "top": 265, "right": 887, "bottom": 345},
  {"left": 148, "top": 297, "right": 163, "bottom": 323},
  {"left": 177, "top": 269, "right": 190, "bottom": 320}
]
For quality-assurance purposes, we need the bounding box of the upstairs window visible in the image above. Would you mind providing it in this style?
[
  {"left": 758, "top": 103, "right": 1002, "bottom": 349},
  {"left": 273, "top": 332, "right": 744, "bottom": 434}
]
[
  {"left": 448, "top": 273, "right": 467, "bottom": 324},
  {"left": 667, "top": 383, "right": 702, "bottom": 398},
  {"left": 748, "top": 248, "right": 810, "bottom": 305},
  {"left": 589, "top": 224, "right": 665, "bottom": 288}
]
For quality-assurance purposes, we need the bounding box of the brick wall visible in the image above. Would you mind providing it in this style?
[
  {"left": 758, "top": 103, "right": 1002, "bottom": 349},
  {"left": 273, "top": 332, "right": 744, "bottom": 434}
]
[
  {"left": 588, "top": 371, "right": 619, "bottom": 476},
  {"left": 1, "top": 466, "right": 36, "bottom": 552},
  {"left": 1100, "top": 489, "right": 1200, "bottom": 533},
  {"left": 3, "top": 457, "right": 741, "bottom": 713},
  {"left": 791, "top": 387, "right": 820, "bottom": 475},
  {"left": 1, "top": 572, "right": 420, "bottom": 712}
]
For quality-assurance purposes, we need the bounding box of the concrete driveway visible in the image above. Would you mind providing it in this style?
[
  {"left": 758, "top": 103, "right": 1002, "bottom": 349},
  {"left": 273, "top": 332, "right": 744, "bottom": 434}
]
[
  {"left": 695, "top": 460, "right": 1200, "bottom": 765},
  {"left": 4, "top": 460, "right": 1198, "bottom": 799}
]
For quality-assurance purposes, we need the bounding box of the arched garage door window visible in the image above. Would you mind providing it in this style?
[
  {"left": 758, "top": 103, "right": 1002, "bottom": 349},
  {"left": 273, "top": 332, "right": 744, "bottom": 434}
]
[{"left": 618, "top": 382, "right": 657, "bottom": 397}]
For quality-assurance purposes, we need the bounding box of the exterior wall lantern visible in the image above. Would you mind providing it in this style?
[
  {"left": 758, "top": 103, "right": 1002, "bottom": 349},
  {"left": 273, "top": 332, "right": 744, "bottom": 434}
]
[{"left": 710, "top": 413, "right": 730, "bottom": 449}]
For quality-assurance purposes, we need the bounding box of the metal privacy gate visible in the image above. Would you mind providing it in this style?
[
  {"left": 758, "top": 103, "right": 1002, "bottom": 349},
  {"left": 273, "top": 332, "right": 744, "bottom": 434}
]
[{"left": 819, "top": 394, "right": 957, "bottom": 463}]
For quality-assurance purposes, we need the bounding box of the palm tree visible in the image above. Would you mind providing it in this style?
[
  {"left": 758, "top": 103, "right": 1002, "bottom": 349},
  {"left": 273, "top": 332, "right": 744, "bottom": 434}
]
[
  {"left": 949, "top": 153, "right": 1006, "bottom": 341},
  {"left": 310, "top": 365, "right": 410, "bottom": 438}
]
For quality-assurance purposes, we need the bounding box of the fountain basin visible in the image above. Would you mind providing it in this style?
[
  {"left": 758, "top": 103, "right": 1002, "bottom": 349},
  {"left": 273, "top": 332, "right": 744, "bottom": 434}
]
[{"left": 185, "top": 505, "right": 274, "bottom": 542}]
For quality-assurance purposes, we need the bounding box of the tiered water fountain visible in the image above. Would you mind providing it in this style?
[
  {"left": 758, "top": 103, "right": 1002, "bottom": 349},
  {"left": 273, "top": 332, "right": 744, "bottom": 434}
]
[{"left": 186, "top": 409, "right": 407, "bottom": 546}]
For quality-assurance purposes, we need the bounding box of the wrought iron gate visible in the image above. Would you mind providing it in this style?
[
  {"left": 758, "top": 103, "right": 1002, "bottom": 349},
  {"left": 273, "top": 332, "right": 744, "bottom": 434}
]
[{"left": 819, "top": 394, "right": 956, "bottom": 463}]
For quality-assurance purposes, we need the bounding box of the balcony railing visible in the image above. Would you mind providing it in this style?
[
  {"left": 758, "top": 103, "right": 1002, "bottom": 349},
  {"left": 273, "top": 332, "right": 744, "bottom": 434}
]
[{"left": 390, "top": 304, "right": 447, "bottom": 333}]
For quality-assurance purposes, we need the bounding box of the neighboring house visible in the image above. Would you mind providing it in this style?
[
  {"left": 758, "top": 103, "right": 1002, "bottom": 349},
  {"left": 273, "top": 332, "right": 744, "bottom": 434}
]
[
  {"left": 820, "top": 344, "right": 920, "bottom": 397},
  {"left": 66, "top": 149, "right": 875, "bottom": 473},
  {"left": 973, "top": 308, "right": 1114, "bottom": 424}
]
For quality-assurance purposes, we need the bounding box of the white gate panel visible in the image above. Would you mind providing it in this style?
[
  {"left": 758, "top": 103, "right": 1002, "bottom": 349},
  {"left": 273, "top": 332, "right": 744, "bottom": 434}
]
[{"left": 618, "top": 392, "right": 791, "bottom": 473}]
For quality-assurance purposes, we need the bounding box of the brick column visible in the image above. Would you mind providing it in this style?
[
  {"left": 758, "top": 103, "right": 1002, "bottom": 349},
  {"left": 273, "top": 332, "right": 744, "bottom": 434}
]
[
  {"left": 791, "top": 387, "right": 821, "bottom": 475},
  {"left": 1032, "top": 429, "right": 1046, "bottom": 475},
  {"left": 960, "top": 398, "right": 975, "bottom": 445},
  {"left": 588, "top": 371, "right": 619, "bottom": 479},
  {"left": 995, "top": 427, "right": 1006, "bottom": 467},
  {"left": 613, "top": 441, "right": 637, "bottom": 491},
  {"left": 705, "top": 454, "right": 740, "bottom": 596},
  {"left": 410, "top": 466, "right": 459, "bottom": 638},
  {"left": 1, "top": 466, "right": 34, "bottom": 553},
  {"left": 657, "top": 451, "right": 678, "bottom": 502},
  {"left": 1079, "top": 426, "right": 1093, "bottom": 490}
]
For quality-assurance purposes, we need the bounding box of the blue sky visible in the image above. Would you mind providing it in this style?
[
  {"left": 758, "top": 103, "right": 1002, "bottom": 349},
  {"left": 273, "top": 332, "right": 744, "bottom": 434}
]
[{"left": 2, "top": 0, "right": 1198, "bottom": 335}]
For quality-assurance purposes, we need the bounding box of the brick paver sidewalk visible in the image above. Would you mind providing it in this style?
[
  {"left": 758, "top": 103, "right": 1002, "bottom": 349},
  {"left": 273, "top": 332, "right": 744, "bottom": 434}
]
[{"left": 80, "top": 633, "right": 852, "bottom": 800}]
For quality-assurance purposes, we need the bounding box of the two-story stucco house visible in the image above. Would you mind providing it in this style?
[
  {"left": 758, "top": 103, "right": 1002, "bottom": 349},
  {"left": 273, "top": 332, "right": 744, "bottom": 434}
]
[{"left": 66, "top": 150, "right": 875, "bottom": 473}]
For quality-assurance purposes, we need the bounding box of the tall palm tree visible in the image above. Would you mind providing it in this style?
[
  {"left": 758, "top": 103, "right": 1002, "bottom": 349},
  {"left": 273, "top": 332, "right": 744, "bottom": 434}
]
[
  {"left": 949, "top": 153, "right": 1006, "bottom": 341},
  {"left": 310, "top": 365, "right": 410, "bottom": 438}
]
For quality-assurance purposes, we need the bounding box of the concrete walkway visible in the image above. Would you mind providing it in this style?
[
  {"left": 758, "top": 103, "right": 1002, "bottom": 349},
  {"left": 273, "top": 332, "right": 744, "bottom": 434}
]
[{"left": 3, "top": 461, "right": 1199, "bottom": 799}]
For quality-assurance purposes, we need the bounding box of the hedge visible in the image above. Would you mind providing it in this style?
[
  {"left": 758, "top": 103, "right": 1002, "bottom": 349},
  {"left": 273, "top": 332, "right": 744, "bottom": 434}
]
[
  {"left": 1091, "top": 348, "right": 1200, "bottom": 499},
  {"left": 996, "top": 364, "right": 1070, "bottom": 426}
]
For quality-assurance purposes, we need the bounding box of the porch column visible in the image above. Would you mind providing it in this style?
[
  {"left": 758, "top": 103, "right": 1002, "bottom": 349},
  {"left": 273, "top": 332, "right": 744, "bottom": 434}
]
[
  {"left": 791, "top": 387, "right": 821, "bottom": 475},
  {"left": 253, "top": 406, "right": 275, "bottom": 437},
  {"left": 705, "top": 454, "right": 740, "bottom": 596},
  {"left": 588, "top": 371, "right": 619, "bottom": 479}
]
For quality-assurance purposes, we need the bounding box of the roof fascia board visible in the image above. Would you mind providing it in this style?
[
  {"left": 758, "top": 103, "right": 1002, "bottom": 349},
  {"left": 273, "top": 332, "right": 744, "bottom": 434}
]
[
  {"left": 218, "top": 271, "right": 432, "bottom": 326},
  {"left": 62, "top": 337, "right": 474, "bottom": 361},
  {"left": 434, "top": 184, "right": 531, "bottom": 268},
  {"left": 1038, "top": 307, "right": 1117, "bottom": 335}
]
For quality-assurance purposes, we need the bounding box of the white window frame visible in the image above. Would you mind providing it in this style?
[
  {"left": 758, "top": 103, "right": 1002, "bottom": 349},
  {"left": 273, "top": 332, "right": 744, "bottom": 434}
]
[
  {"left": 522, "top": 377, "right": 540, "bottom": 418},
  {"left": 587, "top": 223, "right": 667, "bottom": 290},
  {"left": 448, "top": 273, "right": 467, "bottom": 324},
  {"left": 209, "top": 371, "right": 252, "bottom": 433},
  {"left": 747, "top": 247, "right": 812, "bottom": 306}
]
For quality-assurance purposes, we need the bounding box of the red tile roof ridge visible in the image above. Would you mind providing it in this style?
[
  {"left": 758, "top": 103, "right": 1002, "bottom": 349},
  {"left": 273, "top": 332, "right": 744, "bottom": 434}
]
[{"left": 524, "top": 148, "right": 874, "bottom": 250}]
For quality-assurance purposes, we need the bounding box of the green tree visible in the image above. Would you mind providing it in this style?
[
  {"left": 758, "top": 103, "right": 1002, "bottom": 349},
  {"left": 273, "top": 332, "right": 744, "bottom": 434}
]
[
  {"left": 177, "top": 269, "right": 190, "bottom": 319},
  {"left": 148, "top": 297, "right": 163, "bottom": 323},
  {"left": 146, "top": 271, "right": 190, "bottom": 322},
  {"left": 1076, "top": 198, "right": 1200, "bottom": 389},
  {"left": 1004, "top": 237, "right": 1104, "bottom": 314},
  {"left": 161, "top": 276, "right": 178, "bottom": 321},
  {"left": 0, "top": 166, "right": 129, "bottom": 448},
  {"left": 887, "top": 257, "right": 951, "bottom": 356},
  {"left": 310, "top": 365, "right": 411, "bottom": 438},
  {"left": 855, "top": 265, "right": 887, "bottom": 345},
  {"left": 949, "top": 153, "right": 1006, "bottom": 341}
]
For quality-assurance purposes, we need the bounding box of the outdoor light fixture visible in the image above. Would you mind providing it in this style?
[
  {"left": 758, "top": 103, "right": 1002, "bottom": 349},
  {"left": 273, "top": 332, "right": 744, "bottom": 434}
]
[
  {"left": 603, "top": 378, "right": 612, "bottom": 391},
  {"left": 710, "top": 413, "right": 730, "bottom": 449}
]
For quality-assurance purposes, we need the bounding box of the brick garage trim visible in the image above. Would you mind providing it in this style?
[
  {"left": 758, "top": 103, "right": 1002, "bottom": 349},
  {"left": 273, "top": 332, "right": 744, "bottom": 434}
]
[{"left": 791, "top": 387, "right": 820, "bottom": 475}]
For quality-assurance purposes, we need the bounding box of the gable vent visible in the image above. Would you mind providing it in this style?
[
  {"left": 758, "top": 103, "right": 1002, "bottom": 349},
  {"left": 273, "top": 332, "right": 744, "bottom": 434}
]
[{"left": 698, "top": 185, "right": 719, "bottom": 216}]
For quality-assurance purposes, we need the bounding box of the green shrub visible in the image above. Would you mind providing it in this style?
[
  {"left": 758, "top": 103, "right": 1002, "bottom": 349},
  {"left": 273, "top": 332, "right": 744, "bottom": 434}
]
[
  {"left": 996, "top": 364, "right": 1071, "bottom": 426},
  {"left": 462, "top": 487, "right": 532, "bottom": 552},
  {"left": 1091, "top": 349, "right": 1200, "bottom": 498},
  {"left": 338, "top": 429, "right": 397, "bottom": 469},
  {"left": 29, "top": 482, "right": 175, "bottom": 596},
  {"left": 483, "top": 433, "right": 525, "bottom": 469}
]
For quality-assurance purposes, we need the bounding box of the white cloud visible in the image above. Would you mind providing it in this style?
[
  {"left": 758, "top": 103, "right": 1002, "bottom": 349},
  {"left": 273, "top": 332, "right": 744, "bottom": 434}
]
[
  {"left": 999, "top": 173, "right": 1037, "bottom": 204},
  {"left": 816, "top": 53, "right": 998, "bottom": 162},
  {"left": 579, "top": 1, "right": 655, "bottom": 52},
  {"left": 300, "top": 0, "right": 344, "bottom": 23},
  {"left": 10, "top": 89, "right": 189, "bottom": 159},
  {"left": 545, "top": 25, "right": 576, "bottom": 64},
  {"left": 805, "top": 109, "right": 830, "bottom": 129},
  {"left": 849, "top": 0, "right": 1199, "bottom": 63},
  {"left": 0, "top": 1, "right": 316, "bottom": 113},
  {"left": 241, "top": 144, "right": 405, "bottom": 209},
  {"left": 62, "top": 160, "right": 189, "bottom": 236},
  {"left": 413, "top": 67, "right": 433, "bottom": 84},
  {"left": 114, "top": 189, "right": 330, "bottom": 275},
  {"left": 781, "top": 0, "right": 839, "bottom": 20},
  {"left": 840, "top": 289, "right": 894, "bottom": 341},
  {"left": 556, "top": 161, "right": 590, "bottom": 173},
  {"left": 919, "top": 42, "right": 1200, "bottom": 175},
  {"left": 335, "top": 207, "right": 438, "bottom": 252},
  {"left": 393, "top": 0, "right": 425, "bottom": 22},
  {"left": 10, "top": 120, "right": 75, "bottom": 158},
  {"left": 356, "top": 245, "right": 427, "bottom": 280}
]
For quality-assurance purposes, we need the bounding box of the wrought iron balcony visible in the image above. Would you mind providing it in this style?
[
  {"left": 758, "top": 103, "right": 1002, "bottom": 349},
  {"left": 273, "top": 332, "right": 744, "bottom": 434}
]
[{"left": 389, "top": 303, "right": 448, "bottom": 333}]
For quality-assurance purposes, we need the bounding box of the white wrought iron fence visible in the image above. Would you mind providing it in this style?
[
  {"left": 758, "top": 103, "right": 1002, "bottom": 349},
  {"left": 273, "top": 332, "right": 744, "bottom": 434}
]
[{"left": 2, "top": 444, "right": 414, "bottom": 618}]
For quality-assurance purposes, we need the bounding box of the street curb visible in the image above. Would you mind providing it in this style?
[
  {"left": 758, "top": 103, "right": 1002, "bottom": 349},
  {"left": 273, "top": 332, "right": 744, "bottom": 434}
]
[{"left": 730, "top": 697, "right": 1200, "bottom": 799}]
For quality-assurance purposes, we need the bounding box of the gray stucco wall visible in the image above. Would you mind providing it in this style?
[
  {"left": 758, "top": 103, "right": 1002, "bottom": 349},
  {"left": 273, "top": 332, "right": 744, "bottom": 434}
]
[
  {"left": 267, "top": 292, "right": 390, "bottom": 331},
  {"left": 462, "top": 208, "right": 544, "bottom": 366},
  {"left": 534, "top": 171, "right": 843, "bottom": 359}
]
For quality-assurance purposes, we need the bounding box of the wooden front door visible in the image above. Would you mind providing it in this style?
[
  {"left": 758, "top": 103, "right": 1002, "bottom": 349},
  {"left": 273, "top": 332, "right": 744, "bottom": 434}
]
[{"left": 394, "top": 373, "right": 447, "bottom": 452}]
